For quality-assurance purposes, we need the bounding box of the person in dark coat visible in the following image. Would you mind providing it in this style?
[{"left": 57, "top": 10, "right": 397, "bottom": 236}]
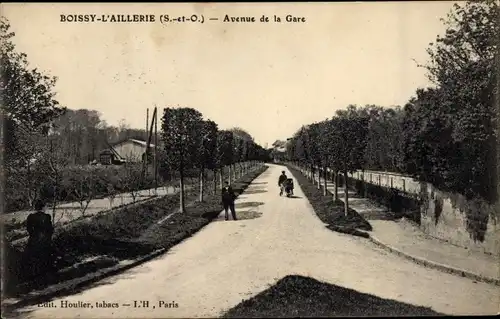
[
  {"left": 23, "top": 199, "right": 56, "bottom": 281},
  {"left": 221, "top": 181, "right": 237, "bottom": 221},
  {"left": 278, "top": 171, "right": 288, "bottom": 196}
]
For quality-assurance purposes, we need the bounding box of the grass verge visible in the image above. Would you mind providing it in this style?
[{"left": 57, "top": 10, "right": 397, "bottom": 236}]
[
  {"left": 3, "top": 165, "right": 268, "bottom": 298},
  {"left": 286, "top": 165, "right": 372, "bottom": 235},
  {"left": 222, "top": 275, "right": 444, "bottom": 317}
]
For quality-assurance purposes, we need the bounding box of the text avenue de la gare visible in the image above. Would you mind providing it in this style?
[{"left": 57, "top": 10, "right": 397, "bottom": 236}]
[{"left": 59, "top": 14, "right": 306, "bottom": 23}]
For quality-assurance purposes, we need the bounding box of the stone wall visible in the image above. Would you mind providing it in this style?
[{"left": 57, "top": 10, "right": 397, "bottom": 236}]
[
  {"left": 315, "top": 165, "right": 499, "bottom": 256},
  {"left": 419, "top": 182, "right": 499, "bottom": 256}
]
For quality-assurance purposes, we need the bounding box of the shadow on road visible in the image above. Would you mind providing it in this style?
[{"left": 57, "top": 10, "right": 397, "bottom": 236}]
[
  {"left": 236, "top": 210, "right": 262, "bottom": 220},
  {"left": 235, "top": 210, "right": 263, "bottom": 220},
  {"left": 251, "top": 182, "right": 268, "bottom": 185},
  {"left": 283, "top": 195, "right": 302, "bottom": 199},
  {"left": 243, "top": 189, "right": 268, "bottom": 195},
  {"left": 235, "top": 202, "right": 265, "bottom": 209},
  {"left": 212, "top": 210, "right": 263, "bottom": 222},
  {"left": 222, "top": 275, "right": 445, "bottom": 318}
]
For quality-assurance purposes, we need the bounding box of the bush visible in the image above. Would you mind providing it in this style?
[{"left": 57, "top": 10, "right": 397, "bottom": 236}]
[
  {"left": 4, "top": 164, "right": 156, "bottom": 213},
  {"left": 287, "top": 165, "right": 372, "bottom": 232},
  {"left": 4, "top": 162, "right": 254, "bottom": 214}
]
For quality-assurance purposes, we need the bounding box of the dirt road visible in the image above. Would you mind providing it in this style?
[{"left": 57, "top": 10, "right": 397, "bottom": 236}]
[{"left": 11, "top": 164, "right": 499, "bottom": 318}]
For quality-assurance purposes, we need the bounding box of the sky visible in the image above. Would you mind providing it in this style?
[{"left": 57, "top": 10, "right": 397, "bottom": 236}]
[{"left": 3, "top": 2, "right": 458, "bottom": 147}]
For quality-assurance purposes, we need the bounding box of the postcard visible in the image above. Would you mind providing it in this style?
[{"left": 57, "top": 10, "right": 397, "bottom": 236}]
[{"left": 1, "top": 1, "right": 499, "bottom": 318}]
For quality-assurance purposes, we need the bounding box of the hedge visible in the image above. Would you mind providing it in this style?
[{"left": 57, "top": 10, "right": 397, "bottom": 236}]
[{"left": 4, "top": 162, "right": 254, "bottom": 214}]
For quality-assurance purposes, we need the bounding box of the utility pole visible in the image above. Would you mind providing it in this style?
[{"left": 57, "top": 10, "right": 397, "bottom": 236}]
[
  {"left": 143, "top": 107, "right": 157, "bottom": 188},
  {"left": 154, "top": 106, "right": 158, "bottom": 195},
  {"left": 145, "top": 108, "right": 149, "bottom": 179}
]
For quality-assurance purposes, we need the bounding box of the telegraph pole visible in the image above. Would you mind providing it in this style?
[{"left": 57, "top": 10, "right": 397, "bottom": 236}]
[
  {"left": 145, "top": 108, "right": 149, "bottom": 178},
  {"left": 154, "top": 106, "right": 158, "bottom": 194}
]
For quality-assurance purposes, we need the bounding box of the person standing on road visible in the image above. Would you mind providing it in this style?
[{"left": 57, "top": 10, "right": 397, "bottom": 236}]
[
  {"left": 221, "top": 181, "right": 237, "bottom": 221},
  {"left": 278, "top": 171, "right": 288, "bottom": 196},
  {"left": 23, "top": 199, "right": 56, "bottom": 281}
]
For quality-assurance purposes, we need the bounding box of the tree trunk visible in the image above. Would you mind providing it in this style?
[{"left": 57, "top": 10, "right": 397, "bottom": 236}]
[
  {"left": 52, "top": 184, "right": 57, "bottom": 226},
  {"left": 27, "top": 163, "right": 34, "bottom": 208},
  {"left": 362, "top": 169, "right": 367, "bottom": 197},
  {"left": 344, "top": 164, "right": 349, "bottom": 216},
  {"left": 334, "top": 170, "right": 339, "bottom": 201},
  {"left": 179, "top": 165, "right": 186, "bottom": 213},
  {"left": 213, "top": 169, "right": 218, "bottom": 195},
  {"left": 199, "top": 168, "right": 204, "bottom": 202},
  {"left": 229, "top": 165, "right": 232, "bottom": 185},
  {"left": 219, "top": 168, "right": 224, "bottom": 188},
  {"left": 323, "top": 166, "right": 328, "bottom": 196},
  {"left": 317, "top": 167, "right": 321, "bottom": 190}
]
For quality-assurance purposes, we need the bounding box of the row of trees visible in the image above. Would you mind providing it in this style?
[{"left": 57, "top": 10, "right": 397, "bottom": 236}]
[
  {"left": 1, "top": 15, "right": 270, "bottom": 217},
  {"left": 1, "top": 16, "right": 163, "bottom": 214},
  {"left": 286, "top": 105, "right": 372, "bottom": 214},
  {"left": 286, "top": 1, "right": 499, "bottom": 212},
  {"left": 161, "top": 108, "right": 269, "bottom": 213}
]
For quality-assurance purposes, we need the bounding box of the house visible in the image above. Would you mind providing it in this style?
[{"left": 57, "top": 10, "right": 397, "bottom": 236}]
[{"left": 99, "top": 138, "right": 158, "bottom": 165}]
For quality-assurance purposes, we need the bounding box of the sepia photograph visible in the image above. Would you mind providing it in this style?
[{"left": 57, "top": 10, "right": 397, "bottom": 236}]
[{"left": 1, "top": 1, "right": 499, "bottom": 318}]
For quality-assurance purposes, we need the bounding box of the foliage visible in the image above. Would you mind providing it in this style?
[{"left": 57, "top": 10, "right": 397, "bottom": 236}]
[
  {"left": 286, "top": 1, "right": 498, "bottom": 204},
  {"left": 363, "top": 106, "right": 405, "bottom": 172},
  {"left": 215, "top": 130, "right": 234, "bottom": 168},
  {"left": 1, "top": 17, "right": 65, "bottom": 134},
  {"left": 161, "top": 107, "right": 204, "bottom": 173},
  {"left": 199, "top": 120, "right": 219, "bottom": 170},
  {"left": 287, "top": 105, "right": 370, "bottom": 173},
  {"left": 197, "top": 120, "right": 219, "bottom": 200},
  {"left": 229, "top": 127, "right": 254, "bottom": 142},
  {"left": 403, "top": 0, "right": 498, "bottom": 202},
  {"left": 232, "top": 136, "right": 246, "bottom": 176},
  {"left": 1, "top": 16, "right": 66, "bottom": 187},
  {"left": 4, "top": 165, "right": 157, "bottom": 213},
  {"left": 122, "top": 161, "right": 144, "bottom": 202},
  {"left": 64, "top": 166, "right": 96, "bottom": 216}
]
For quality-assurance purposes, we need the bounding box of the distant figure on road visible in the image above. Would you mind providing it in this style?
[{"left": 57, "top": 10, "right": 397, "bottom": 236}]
[
  {"left": 23, "top": 199, "right": 56, "bottom": 281},
  {"left": 278, "top": 171, "right": 288, "bottom": 196},
  {"left": 221, "top": 181, "right": 237, "bottom": 221}
]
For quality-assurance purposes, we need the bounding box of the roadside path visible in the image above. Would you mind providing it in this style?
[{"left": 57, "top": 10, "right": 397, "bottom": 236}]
[
  {"left": 310, "top": 170, "right": 500, "bottom": 285},
  {"left": 11, "top": 164, "right": 499, "bottom": 318}
]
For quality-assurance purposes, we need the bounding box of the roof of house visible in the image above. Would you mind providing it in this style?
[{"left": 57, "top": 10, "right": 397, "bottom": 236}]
[
  {"left": 99, "top": 138, "right": 159, "bottom": 159},
  {"left": 113, "top": 138, "right": 156, "bottom": 148}
]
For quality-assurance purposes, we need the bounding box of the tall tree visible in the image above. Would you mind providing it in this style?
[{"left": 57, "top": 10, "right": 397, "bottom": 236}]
[
  {"left": 161, "top": 107, "right": 204, "bottom": 213},
  {"left": 2, "top": 17, "right": 66, "bottom": 209},
  {"left": 232, "top": 136, "right": 245, "bottom": 179},
  {"left": 215, "top": 130, "right": 234, "bottom": 189},
  {"left": 2, "top": 17, "right": 65, "bottom": 166},
  {"left": 229, "top": 127, "right": 254, "bottom": 142},
  {"left": 404, "top": 0, "right": 498, "bottom": 201},
  {"left": 335, "top": 105, "right": 370, "bottom": 214},
  {"left": 197, "top": 119, "right": 218, "bottom": 202}
]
